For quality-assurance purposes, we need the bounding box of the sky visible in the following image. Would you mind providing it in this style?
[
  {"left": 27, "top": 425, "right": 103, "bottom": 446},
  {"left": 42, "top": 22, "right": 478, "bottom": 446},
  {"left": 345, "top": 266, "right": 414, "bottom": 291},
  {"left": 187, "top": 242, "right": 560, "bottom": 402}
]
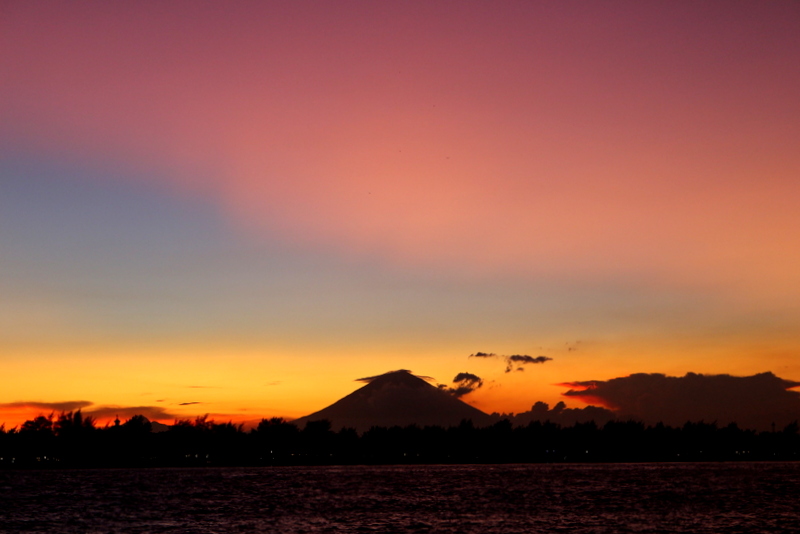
[{"left": 2, "top": 1, "right": 800, "bottom": 429}]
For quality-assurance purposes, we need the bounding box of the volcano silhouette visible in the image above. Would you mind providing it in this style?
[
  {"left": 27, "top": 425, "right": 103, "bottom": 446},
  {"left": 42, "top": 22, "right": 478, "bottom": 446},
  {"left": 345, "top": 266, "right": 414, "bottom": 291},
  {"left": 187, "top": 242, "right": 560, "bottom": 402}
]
[{"left": 293, "top": 370, "right": 492, "bottom": 432}]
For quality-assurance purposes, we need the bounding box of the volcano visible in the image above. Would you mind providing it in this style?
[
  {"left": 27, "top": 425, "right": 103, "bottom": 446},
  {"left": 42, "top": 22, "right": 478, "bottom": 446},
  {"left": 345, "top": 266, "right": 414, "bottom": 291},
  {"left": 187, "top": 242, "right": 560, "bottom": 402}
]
[{"left": 293, "top": 370, "right": 492, "bottom": 432}]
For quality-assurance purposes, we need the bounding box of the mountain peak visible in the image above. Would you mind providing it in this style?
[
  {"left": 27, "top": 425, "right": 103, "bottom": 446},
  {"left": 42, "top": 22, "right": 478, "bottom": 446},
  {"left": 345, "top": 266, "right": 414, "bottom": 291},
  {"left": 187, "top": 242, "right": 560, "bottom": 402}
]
[{"left": 355, "top": 369, "right": 432, "bottom": 388}]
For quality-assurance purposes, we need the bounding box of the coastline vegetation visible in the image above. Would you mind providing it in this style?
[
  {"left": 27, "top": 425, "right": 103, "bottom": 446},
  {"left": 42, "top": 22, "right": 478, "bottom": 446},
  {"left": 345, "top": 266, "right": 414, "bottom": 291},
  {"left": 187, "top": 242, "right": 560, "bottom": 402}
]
[{"left": 1, "top": 411, "right": 798, "bottom": 468}]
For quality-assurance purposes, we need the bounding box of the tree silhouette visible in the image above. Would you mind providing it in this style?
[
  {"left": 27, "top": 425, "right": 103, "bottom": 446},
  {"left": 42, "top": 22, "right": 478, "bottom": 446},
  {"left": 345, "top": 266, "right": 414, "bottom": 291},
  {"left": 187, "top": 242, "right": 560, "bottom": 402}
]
[
  {"left": 1, "top": 413, "right": 800, "bottom": 467},
  {"left": 54, "top": 410, "right": 95, "bottom": 437},
  {"left": 20, "top": 414, "right": 54, "bottom": 436},
  {"left": 122, "top": 414, "right": 152, "bottom": 434}
]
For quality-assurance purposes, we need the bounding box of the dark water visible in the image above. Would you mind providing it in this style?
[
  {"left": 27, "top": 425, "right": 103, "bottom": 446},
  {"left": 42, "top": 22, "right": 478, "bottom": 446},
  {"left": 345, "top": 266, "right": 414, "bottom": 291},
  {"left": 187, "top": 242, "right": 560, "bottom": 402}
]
[{"left": 1, "top": 463, "right": 799, "bottom": 533}]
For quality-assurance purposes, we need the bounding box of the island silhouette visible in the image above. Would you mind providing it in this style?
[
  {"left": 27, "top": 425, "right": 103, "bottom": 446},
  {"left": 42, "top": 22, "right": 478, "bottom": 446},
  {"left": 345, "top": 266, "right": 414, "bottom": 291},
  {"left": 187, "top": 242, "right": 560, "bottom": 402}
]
[{"left": 1, "top": 369, "right": 799, "bottom": 467}]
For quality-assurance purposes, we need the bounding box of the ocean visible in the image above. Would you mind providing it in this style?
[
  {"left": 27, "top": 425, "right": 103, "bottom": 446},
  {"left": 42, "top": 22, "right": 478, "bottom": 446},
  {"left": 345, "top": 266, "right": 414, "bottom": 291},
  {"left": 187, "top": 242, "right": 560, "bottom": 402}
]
[{"left": 1, "top": 463, "right": 798, "bottom": 533}]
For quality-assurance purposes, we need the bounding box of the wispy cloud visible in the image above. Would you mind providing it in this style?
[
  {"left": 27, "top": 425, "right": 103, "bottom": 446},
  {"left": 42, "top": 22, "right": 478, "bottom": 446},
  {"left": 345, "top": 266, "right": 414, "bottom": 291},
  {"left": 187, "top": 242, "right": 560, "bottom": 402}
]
[
  {"left": 508, "top": 354, "right": 551, "bottom": 364},
  {"left": 0, "top": 401, "right": 93, "bottom": 412},
  {"left": 470, "top": 352, "right": 552, "bottom": 372}
]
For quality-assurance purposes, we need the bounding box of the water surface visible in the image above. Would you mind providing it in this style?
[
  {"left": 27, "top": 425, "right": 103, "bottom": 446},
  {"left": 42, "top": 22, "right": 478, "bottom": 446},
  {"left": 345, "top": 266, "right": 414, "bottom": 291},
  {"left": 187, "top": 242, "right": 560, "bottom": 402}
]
[{"left": 2, "top": 463, "right": 798, "bottom": 533}]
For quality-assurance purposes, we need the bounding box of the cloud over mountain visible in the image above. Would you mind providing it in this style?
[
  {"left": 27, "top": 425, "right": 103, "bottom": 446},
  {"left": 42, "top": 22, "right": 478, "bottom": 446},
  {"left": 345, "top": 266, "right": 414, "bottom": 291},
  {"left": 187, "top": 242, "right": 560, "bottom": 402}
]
[{"left": 356, "top": 370, "right": 434, "bottom": 383}]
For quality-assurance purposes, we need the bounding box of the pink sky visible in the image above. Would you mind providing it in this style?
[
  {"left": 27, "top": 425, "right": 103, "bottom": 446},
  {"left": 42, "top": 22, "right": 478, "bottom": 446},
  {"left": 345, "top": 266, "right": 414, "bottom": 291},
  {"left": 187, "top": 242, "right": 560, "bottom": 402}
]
[{"left": 1, "top": 2, "right": 799, "bottom": 427}]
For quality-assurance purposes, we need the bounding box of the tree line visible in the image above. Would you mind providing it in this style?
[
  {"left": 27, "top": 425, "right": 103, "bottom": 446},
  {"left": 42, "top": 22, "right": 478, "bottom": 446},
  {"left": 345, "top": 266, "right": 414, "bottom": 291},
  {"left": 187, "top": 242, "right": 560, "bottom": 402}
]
[{"left": 1, "top": 411, "right": 798, "bottom": 468}]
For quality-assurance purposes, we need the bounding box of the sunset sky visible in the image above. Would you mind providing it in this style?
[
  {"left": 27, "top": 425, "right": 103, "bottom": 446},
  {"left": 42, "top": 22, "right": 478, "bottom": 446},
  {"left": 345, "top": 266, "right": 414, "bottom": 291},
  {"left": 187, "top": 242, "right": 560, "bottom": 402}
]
[{"left": 2, "top": 1, "right": 799, "bottom": 428}]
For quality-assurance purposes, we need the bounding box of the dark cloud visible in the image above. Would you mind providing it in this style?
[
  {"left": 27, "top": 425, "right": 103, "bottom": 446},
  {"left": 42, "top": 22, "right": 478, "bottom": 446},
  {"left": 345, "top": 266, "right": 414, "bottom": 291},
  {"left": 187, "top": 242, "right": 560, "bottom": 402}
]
[
  {"left": 470, "top": 352, "right": 552, "bottom": 373},
  {"left": 440, "top": 372, "right": 484, "bottom": 398},
  {"left": 453, "top": 372, "right": 482, "bottom": 385},
  {"left": 0, "top": 401, "right": 93, "bottom": 412},
  {"left": 508, "top": 355, "right": 552, "bottom": 364},
  {"left": 505, "top": 355, "right": 552, "bottom": 373},
  {"left": 178, "top": 402, "right": 202, "bottom": 406},
  {"left": 561, "top": 372, "right": 800, "bottom": 431}
]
